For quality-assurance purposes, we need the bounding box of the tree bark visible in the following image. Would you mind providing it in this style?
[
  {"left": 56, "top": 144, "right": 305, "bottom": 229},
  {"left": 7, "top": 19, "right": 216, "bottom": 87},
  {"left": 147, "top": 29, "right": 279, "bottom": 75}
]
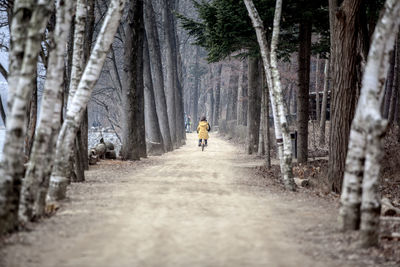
[
  {"left": 237, "top": 59, "right": 248, "bottom": 126},
  {"left": 121, "top": 0, "right": 146, "bottom": 160},
  {"left": 244, "top": 0, "right": 295, "bottom": 191},
  {"left": 0, "top": 0, "right": 54, "bottom": 233},
  {"left": 143, "top": 0, "right": 173, "bottom": 151},
  {"left": 328, "top": 0, "right": 364, "bottom": 193},
  {"left": 162, "top": 0, "right": 180, "bottom": 147},
  {"left": 247, "top": 57, "right": 261, "bottom": 154},
  {"left": 383, "top": 49, "right": 396, "bottom": 118},
  {"left": 213, "top": 64, "right": 222, "bottom": 126},
  {"left": 339, "top": 0, "right": 400, "bottom": 247},
  {"left": 19, "top": 0, "right": 74, "bottom": 222},
  {"left": 315, "top": 54, "right": 321, "bottom": 122},
  {"left": 25, "top": 70, "right": 38, "bottom": 158},
  {"left": 388, "top": 39, "right": 398, "bottom": 125},
  {"left": 264, "top": 75, "right": 271, "bottom": 168},
  {"left": 7, "top": 0, "right": 32, "bottom": 112},
  {"left": 297, "top": 19, "right": 312, "bottom": 164},
  {"left": 48, "top": 0, "right": 126, "bottom": 201},
  {"left": 192, "top": 46, "right": 201, "bottom": 126},
  {"left": 226, "top": 65, "right": 239, "bottom": 121},
  {"left": 144, "top": 34, "right": 164, "bottom": 156},
  {"left": 319, "top": 58, "right": 330, "bottom": 145}
]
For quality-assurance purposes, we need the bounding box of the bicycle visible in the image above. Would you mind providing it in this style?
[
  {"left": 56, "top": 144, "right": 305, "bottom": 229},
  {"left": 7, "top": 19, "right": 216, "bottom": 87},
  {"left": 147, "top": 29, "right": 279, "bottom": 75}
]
[{"left": 200, "top": 139, "right": 207, "bottom": 151}]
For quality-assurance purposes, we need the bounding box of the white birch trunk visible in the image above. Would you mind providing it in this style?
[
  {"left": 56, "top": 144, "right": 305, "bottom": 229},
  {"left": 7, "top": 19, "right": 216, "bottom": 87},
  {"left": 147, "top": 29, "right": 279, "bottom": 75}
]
[
  {"left": 19, "top": 0, "right": 75, "bottom": 222},
  {"left": 0, "top": 0, "right": 53, "bottom": 234},
  {"left": 244, "top": 0, "right": 295, "bottom": 191},
  {"left": 7, "top": 0, "right": 34, "bottom": 112},
  {"left": 339, "top": 0, "right": 400, "bottom": 247},
  {"left": 67, "top": 0, "right": 87, "bottom": 110},
  {"left": 48, "top": 0, "right": 126, "bottom": 201}
]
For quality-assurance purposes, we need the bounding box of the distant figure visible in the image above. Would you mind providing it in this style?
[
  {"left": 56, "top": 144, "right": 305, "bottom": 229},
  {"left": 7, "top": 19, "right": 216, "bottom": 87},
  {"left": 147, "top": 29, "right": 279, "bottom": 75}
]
[
  {"left": 185, "top": 115, "right": 192, "bottom": 133},
  {"left": 197, "top": 116, "right": 211, "bottom": 147}
]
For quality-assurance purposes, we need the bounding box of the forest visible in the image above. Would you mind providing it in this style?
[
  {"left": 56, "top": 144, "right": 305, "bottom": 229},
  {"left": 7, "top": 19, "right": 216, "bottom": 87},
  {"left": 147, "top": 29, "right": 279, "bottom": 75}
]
[{"left": 0, "top": 0, "right": 400, "bottom": 266}]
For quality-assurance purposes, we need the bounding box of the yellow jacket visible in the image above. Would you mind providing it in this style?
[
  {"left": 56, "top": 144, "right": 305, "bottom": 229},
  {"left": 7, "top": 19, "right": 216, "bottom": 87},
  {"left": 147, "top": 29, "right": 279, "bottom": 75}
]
[{"left": 197, "top": 121, "right": 210, "bottom": 139}]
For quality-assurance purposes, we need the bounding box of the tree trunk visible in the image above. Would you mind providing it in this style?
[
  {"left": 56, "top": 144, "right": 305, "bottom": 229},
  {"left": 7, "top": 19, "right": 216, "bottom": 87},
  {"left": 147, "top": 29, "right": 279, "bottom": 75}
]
[
  {"left": 264, "top": 75, "right": 271, "bottom": 168},
  {"left": 212, "top": 64, "right": 222, "bottom": 126},
  {"left": 315, "top": 54, "right": 321, "bottom": 122},
  {"left": 388, "top": 39, "right": 399, "bottom": 125},
  {"left": 339, "top": 0, "right": 400, "bottom": 247},
  {"left": 143, "top": 0, "right": 173, "bottom": 152},
  {"left": 0, "top": 0, "right": 54, "bottom": 232},
  {"left": 47, "top": 0, "right": 126, "bottom": 201},
  {"left": 383, "top": 49, "right": 396, "bottom": 118},
  {"left": 121, "top": 0, "right": 146, "bottom": 160},
  {"left": 192, "top": 46, "right": 200, "bottom": 126},
  {"left": 25, "top": 70, "right": 38, "bottom": 158},
  {"left": 247, "top": 57, "right": 261, "bottom": 154},
  {"left": 328, "top": 0, "right": 364, "bottom": 193},
  {"left": 237, "top": 59, "right": 248, "bottom": 126},
  {"left": 69, "top": 0, "right": 88, "bottom": 181},
  {"left": 144, "top": 34, "right": 164, "bottom": 156},
  {"left": 244, "top": 0, "right": 295, "bottom": 191},
  {"left": 81, "top": 0, "right": 95, "bottom": 171},
  {"left": 319, "top": 58, "right": 330, "bottom": 145},
  {"left": 297, "top": 19, "right": 312, "bottom": 164},
  {"left": 226, "top": 66, "right": 239, "bottom": 121},
  {"left": 7, "top": 0, "right": 32, "bottom": 112},
  {"left": 162, "top": 0, "right": 180, "bottom": 147}
]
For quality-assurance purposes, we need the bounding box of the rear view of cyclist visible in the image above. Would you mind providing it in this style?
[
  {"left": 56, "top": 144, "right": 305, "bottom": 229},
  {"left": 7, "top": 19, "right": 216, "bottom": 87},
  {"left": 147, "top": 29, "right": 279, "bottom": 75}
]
[{"left": 197, "top": 116, "right": 211, "bottom": 147}]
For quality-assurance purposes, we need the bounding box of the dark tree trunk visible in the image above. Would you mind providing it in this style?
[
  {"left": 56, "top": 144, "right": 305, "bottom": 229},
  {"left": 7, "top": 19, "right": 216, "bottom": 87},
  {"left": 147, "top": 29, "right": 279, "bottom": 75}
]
[
  {"left": 328, "top": 0, "right": 363, "bottom": 193},
  {"left": 237, "top": 59, "right": 248, "bottom": 126},
  {"left": 25, "top": 70, "right": 38, "bottom": 159},
  {"left": 143, "top": 0, "right": 173, "bottom": 151},
  {"left": 297, "top": 19, "right": 312, "bottom": 164},
  {"left": 162, "top": 0, "right": 180, "bottom": 147},
  {"left": 264, "top": 74, "right": 271, "bottom": 168},
  {"left": 213, "top": 64, "right": 222, "bottom": 126},
  {"left": 121, "top": 0, "right": 146, "bottom": 160},
  {"left": 246, "top": 57, "right": 261, "bottom": 154},
  {"left": 144, "top": 35, "right": 164, "bottom": 155},
  {"left": 383, "top": 49, "right": 396, "bottom": 118},
  {"left": 226, "top": 66, "right": 239, "bottom": 121},
  {"left": 192, "top": 46, "right": 200, "bottom": 125}
]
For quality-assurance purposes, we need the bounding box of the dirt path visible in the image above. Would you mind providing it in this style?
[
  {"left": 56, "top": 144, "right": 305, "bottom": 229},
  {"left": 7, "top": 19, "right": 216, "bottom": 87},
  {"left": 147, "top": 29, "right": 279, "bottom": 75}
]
[{"left": 2, "top": 133, "right": 352, "bottom": 267}]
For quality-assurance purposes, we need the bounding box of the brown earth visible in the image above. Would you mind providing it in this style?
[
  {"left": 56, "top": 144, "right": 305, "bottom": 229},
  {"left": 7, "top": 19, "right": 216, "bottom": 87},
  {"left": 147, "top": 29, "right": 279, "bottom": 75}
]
[{"left": 0, "top": 133, "right": 399, "bottom": 267}]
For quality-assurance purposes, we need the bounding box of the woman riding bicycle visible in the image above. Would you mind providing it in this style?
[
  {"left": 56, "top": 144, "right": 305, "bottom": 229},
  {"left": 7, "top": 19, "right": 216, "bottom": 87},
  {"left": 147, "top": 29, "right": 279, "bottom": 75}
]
[{"left": 197, "top": 116, "right": 211, "bottom": 147}]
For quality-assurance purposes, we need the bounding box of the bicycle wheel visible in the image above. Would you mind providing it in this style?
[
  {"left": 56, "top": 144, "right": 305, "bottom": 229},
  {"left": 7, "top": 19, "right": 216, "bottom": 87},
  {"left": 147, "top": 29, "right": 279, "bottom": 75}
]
[{"left": 202, "top": 142, "right": 205, "bottom": 151}]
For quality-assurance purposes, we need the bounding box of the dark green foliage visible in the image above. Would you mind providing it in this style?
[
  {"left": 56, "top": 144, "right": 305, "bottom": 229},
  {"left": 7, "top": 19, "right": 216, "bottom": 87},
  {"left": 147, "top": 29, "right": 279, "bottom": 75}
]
[
  {"left": 177, "top": 0, "right": 329, "bottom": 62},
  {"left": 177, "top": 0, "right": 275, "bottom": 62}
]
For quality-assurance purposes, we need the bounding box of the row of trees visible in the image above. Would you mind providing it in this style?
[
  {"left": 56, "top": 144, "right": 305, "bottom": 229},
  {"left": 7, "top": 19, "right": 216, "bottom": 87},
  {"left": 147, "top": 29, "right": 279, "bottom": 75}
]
[
  {"left": 0, "top": 0, "right": 187, "bottom": 235},
  {"left": 179, "top": 0, "right": 400, "bottom": 247}
]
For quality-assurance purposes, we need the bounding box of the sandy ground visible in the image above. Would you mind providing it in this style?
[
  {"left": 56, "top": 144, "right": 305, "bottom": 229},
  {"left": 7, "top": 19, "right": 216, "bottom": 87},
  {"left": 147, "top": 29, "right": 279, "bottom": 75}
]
[{"left": 1, "top": 133, "right": 394, "bottom": 267}]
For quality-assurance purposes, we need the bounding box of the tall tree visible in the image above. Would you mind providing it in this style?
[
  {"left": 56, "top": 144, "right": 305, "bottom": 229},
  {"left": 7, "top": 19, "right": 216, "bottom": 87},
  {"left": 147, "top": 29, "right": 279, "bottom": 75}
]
[
  {"left": 121, "top": 0, "right": 146, "bottom": 160},
  {"left": 19, "top": 0, "right": 75, "bottom": 222},
  {"left": 297, "top": 18, "right": 312, "bottom": 163},
  {"left": 143, "top": 0, "right": 173, "bottom": 152},
  {"left": 319, "top": 58, "right": 330, "bottom": 145},
  {"left": 162, "top": 0, "right": 181, "bottom": 147},
  {"left": 213, "top": 64, "right": 222, "bottom": 126},
  {"left": 339, "top": 0, "right": 400, "bottom": 247},
  {"left": 0, "top": 0, "right": 54, "bottom": 234},
  {"left": 144, "top": 35, "right": 164, "bottom": 155},
  {"left": 237, "top": 59, "right": 248, "bottom": 126},
  {"left": 48, "top": 0, "right": 127, "bottom": 201},
  {"left": 246, "top": 57, "right": 261, "bottom": 154},
  {"left": 244, "top": 0, "right": 295, "bottom": 191},
  {"left": 328, "top": 0, "right": 364, "bottom": 193}
]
